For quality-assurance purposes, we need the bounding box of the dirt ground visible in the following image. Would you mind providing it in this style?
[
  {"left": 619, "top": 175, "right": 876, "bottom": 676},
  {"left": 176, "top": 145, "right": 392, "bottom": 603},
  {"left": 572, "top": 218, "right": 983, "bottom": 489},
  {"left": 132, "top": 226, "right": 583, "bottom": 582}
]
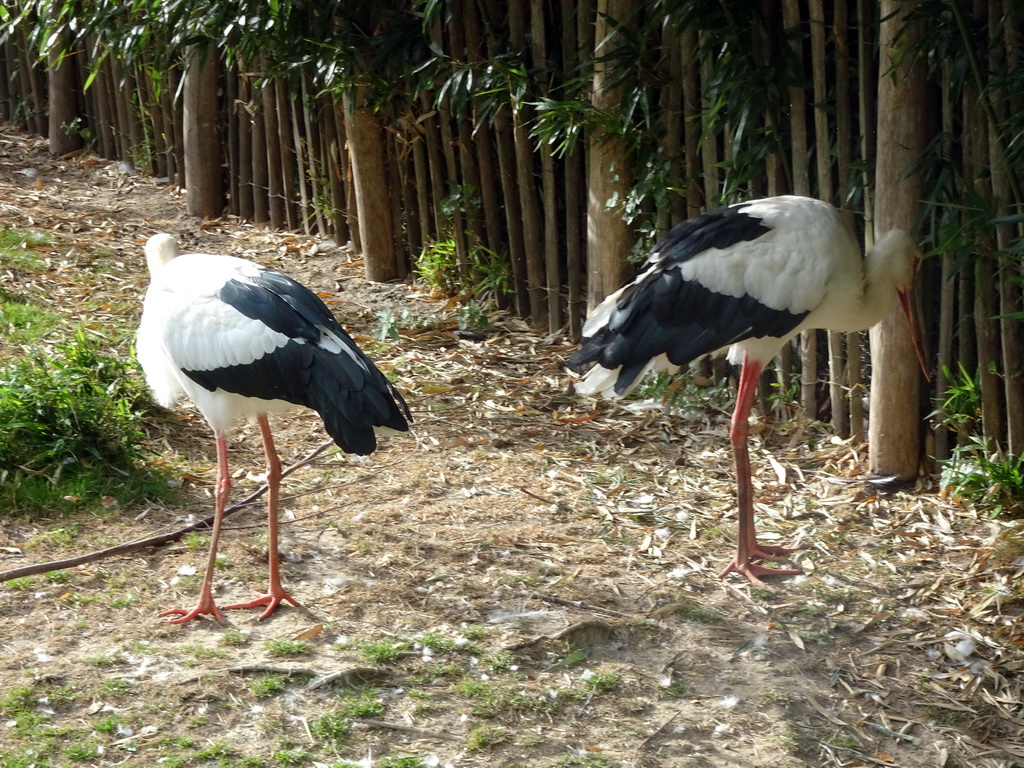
[{"left": 1, "top": 124, "right": 1023, "bottom": 768}]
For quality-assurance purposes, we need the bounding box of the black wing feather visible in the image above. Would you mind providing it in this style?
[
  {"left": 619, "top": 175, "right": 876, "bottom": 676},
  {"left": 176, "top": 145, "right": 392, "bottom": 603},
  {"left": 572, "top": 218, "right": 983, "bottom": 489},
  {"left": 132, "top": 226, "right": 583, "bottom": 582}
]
[
  {"left": 569, "top": 204, "right": 807, "bottom": 395},
  {"left": 184, "top": 265, "right": 411, "bottom": 455}
]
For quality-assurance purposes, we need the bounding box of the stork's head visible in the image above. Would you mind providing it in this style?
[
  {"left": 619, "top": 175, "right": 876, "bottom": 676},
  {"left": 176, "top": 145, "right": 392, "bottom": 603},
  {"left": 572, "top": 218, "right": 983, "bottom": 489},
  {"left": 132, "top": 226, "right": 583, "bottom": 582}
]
[
  {"left": 144, "top": 233, "right": 181, "bottom": 275},
  {"left": 877, "top": 229, "right": 929, "bottom": 381},
  {"left": 874, "top": 229, "right": 921, "bottom": 292}
]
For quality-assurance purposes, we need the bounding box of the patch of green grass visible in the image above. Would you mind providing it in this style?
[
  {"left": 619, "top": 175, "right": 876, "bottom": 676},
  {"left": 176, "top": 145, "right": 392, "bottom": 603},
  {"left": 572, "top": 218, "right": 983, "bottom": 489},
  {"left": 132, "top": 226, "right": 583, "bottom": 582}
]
[
  {"left": 1, "top": 686, "right": 39, "bottom": 717},
  {"left": 221, "top": 630, "right": 250, "bottom": 647},
  {"left": 45, "top": 684, "right": 77, "bottom": 709},
  {"left": 486, "top": 650, "right": 515, "bottom": 672},
  {"left": 555, "top": 753, "right": 612, "bottom": 767},
  {"left": 340, "top": 691, "right": 385, "bottom": 718},
  {"left": 816, "top": 586, "right": 858, "bottom": 605},
  {"left": 628, "top": 369, "right": 733, "bottom": 416},
  {"left": 0, "top": 746, "right": 54, "bottom": 768},
  {"left": 195, "top": 743, "right": 237, "bottom": 760},
  {"left": 453, "top": 678, "right": 552, "bottom": 719},
  {"left": 376, "top": 755, "right": 428, "bottom": 768},
  {"left": 466, "top": 724, "right": 510, "bottom": 750},
  {"left": 750, "top": 586, "right": 776, "bottom": 601},
  {"left": 0, "top": 228, "right": 59, "bottom": 345},
  {"left": 264, "top": 639, "right": 312, "bottom": 658},
  {"left": 549, "top": 648, "right": 590, "bottom": 670},
  {"left": 85, "top": 654, "right": 121, "bottom": 667},
  {"left": 26, "top": 526, "right": 80, "bottom": 550},
  {"left": 416, "top": 631, "right": 457, "bottom": 653},
  {"left": 581, "top": 669, "right": 620, "bottom": 693},
  {"left": 762, "top": 688, "right": 794, "bottom": 705},
  {"left": 409, "top": 691, "right": 435, "bottom": 717},
  {"left": 777, "top": 723, "right": 810, "bottom": 755},
  {"left": 250, "top": 674, "right": 287, "bottom": 698},
  {"left": 64, "top": 741, "right": 101, "bottom": 761},
  {"left": 0, "top": 297, "right": 60, "bottom": 344},
  {"left": 358, "top": 637, "right": 412, "bottom": 664},
  {"left": 64, "top": 591, "right": 99, "bottom": 607},
  {"left": 182, "top": 643, "right": 228, "bottom": 661},
  {"left": 660, "top": 680, "right": 689, "bottom": 699},
  {"left": 94, "top": 714, "right": 123, "bottom": 734},
  {"left": 427, "top": 662, "right": 463, "bottom": 679},
  {"left": 99, "top": 678, "right": 135, "bottom": 698},
  {"left": 623, "top": 698, "right": 648, "bottom": 713},
  {"left": 416, "top": 631, "right": 482, "bottom": 656},
  {"left": 183, "top": 532, "right": 210, "bottom": 549},
  {"left": 0, "top": 227, "right": 53, "bottom": 260},
  {"left": 671, "top": 599, "right": 722, "bottom": 624},
  {"left": 309, "top": 710, "right": 351, "bottom": 745},
  {"left": 272, "top": 746, "right": 311, "bottom": 765}
]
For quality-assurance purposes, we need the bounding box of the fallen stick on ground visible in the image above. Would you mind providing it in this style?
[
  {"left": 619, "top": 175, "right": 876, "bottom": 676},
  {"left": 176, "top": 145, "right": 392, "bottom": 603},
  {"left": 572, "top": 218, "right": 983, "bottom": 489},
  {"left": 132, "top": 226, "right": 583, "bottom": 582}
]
[{"left": 0, "top": 439, "right": 335, "bottom": 583}]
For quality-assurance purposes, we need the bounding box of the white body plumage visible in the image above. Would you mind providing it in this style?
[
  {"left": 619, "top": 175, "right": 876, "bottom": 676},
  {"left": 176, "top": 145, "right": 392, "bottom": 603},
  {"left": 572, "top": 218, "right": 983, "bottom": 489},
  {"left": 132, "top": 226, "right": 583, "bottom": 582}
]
[
  {"left": 139, "top": 254, "right": 295, "bottom": 429},
  {"left": 572, "top": 196, "right": 921, "bottom": 398},
  {"left": 138, "top": 233, "right": 409, "bottom": 455}
]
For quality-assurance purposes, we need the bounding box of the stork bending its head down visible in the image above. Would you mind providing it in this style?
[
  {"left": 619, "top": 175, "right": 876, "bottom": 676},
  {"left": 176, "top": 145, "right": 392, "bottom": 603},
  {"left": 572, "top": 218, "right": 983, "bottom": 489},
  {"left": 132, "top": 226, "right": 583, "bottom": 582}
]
[
  {"left": 138, "top": 234, "right": 411, "bottom": 624},
  {"left": 569, "top": 196, "right": 927, "bottom": 586}
]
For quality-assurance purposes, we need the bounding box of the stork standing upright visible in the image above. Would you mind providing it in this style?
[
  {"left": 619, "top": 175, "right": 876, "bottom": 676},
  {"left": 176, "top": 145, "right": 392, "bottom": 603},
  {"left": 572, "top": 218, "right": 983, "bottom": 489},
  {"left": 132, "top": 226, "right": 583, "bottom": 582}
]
[
  {"left": 569, "top": 196, "right": 927, "bottom": 586},
  {"left": 137, "top": 234, "right": 411, "bottom": 623}
]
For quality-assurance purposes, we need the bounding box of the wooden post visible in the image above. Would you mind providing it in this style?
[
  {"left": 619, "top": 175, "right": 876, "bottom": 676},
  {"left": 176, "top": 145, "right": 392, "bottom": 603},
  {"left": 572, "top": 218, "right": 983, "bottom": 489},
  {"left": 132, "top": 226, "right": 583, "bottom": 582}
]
[
  {"left": 342, "top": 84, "right": 398, "bottom": 282},
  {"left": 586, "top": 0, "right": 634, "bottom": 309},
  {"left": 183, "top": 46, "right": 224, "bottom": 218},
  {"left": 868, "top": 0, "right": 927, "bottom": 480}
]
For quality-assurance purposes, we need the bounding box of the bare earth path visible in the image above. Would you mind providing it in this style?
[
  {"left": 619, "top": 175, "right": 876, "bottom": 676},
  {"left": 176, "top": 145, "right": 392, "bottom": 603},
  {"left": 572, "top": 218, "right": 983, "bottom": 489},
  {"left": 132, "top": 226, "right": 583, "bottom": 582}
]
[{"left": 1, "top": 125, "right": 1022, "bottom": 768}]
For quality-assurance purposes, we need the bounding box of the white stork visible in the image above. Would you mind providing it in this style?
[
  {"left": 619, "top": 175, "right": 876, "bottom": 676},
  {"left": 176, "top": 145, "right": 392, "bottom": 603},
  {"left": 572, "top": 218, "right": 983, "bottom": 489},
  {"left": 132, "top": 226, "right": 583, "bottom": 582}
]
[
  {"left": 569, "top": 195, "right": 927, "bottom": 586},
  {"left": 137, "top": 234, "right": 411, "bottom": 623}
]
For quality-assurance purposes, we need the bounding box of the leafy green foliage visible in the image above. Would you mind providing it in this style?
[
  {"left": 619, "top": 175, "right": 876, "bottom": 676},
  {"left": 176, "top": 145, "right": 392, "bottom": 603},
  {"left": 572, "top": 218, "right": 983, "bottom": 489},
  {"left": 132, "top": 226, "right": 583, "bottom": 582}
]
[
  {"left": 933, "top": 362, "right": 981, "bottom": 438},
  {"left": 0, "top": 330, "right": 168, "bottom": 515},
  {"left": 414, "top": 237, "right": 512, "bottom": 309},
  {"left": 932, "top": 363, "right": 1023, "bottom": 517},
  {"left": 941, "top": 437, "right": 1024, "bottom": 518},
  {"left": 628, "top": 368, "right": 732, "bottom": 416},
  {"left": 415, "top": 239, "right": 460, "bottom": 294}
]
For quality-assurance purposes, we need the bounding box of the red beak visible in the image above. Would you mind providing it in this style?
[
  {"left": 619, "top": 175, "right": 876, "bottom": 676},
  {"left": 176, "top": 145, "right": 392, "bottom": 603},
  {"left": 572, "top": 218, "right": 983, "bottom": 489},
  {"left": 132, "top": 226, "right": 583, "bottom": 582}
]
[{"left": 897, "top": 290, "right": 931, "bottom": 381}]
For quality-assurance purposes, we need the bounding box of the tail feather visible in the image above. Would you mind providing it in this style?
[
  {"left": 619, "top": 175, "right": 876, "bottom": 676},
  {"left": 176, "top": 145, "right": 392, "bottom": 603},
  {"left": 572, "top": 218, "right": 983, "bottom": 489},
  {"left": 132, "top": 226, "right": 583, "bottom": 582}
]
[{"left": 304, "top": 347, "right": 410, "bottom": 455}]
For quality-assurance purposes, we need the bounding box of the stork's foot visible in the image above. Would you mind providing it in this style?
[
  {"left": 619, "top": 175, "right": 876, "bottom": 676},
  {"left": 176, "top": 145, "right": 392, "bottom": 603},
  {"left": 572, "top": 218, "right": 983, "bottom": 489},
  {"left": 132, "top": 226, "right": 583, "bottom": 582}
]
[
  {"left": 749, "top": 542, "right": 800, "bottom": 562},
  {"left": 223, "top": 588, "right": 299, "bottom": 620},
  {"left": 160, "top": 598, "right": 226, "bottom": 625},
  {"left": 719, "top": 558, "right": 803, "bottom": 588}
]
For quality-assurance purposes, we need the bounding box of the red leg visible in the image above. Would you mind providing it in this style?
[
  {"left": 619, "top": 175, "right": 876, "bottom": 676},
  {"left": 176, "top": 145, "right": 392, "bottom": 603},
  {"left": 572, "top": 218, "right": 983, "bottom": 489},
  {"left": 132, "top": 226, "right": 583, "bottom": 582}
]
[
  {"left": 161, "top": 432, "right": 230, "bottom": 624},
  {"left": 223, "top": 415, "right": 299, "bottom": 619},
  {"left": 718, "top": 359, "right": 802, "bottom": 586}
]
